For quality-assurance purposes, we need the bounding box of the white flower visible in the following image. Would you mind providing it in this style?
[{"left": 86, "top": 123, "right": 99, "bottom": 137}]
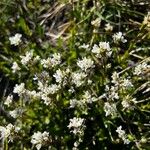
[
  {"left": 82, "top": 91, "right": 97, "bottom": 103},
  {"left": 82, "top": 91, "right": 92, "bottom": 103},
  {"left": 40, "top": 84, "right": 60, "bottom": 104},
  {"left": 105, "top": 23, "right": 113, "bottom": 31},
  {"left": 37, "top": 81, "right": 44, "bottom": 90},
  {"left": 37, "top": 83, "right": 60, "bottom": 105},
  {"left": 99, "top": 42, "right": 111, "bottom": 52},
  {"left": 123, "top": 138, "right": 130, "bottom": 144},
  {"left": 0, "top": 126, "right": 8, "bottom": 140},
  {"left": 31, "top": 131, "right": 50, "bottom": 150},
  {"left": 66, "top": 68, "right": 71, "bottom": 74},
  {"left": 14, "top": 126, "right": 21, "bottom": 133},
  {"left": 69, "top": 93, "right": 96, "bottom": 113},
  {"left": 77, "top": 57, "right": 94, "bottom": 72},
  {"left": 122, "top": 95, "right": 134, "bottom": 109},
  {"left": 106, "top": 63, "right": 111, "bottom": 69},
  {"left": 41, "top": 53, "right": 61, "bottom": 68},
  {"left": 113, "top": 32, "right": 127, "bottom": 43},
  {"left": 9, "top": 108, "right": 23, "bottom": 118},
  {"left": 9, "top": 110, "right": 18, "bottom": 118},
  {"left": 12, "top": 62, "right": 20, "bottom": 73},
  {"left": 68, "top": 86, "right": 75, "bottom": 93},
  {"left": 91, "top": 42, "right": 112, "bottom": 58},
  {"left": 121, "top": 79, "right": 133, "bottom": 88},
  {"left": 68, "top": 117, "right": 84, "bottom": 129},
  {"left": 91, "top": 44, "right": 99, "bottom": 55},
  {"left": 9, "top": 33, "right": 22, "bottom": 46},
  {"left": 70, "top": 99, "right": 78, "bottom": 108},
  {"left": 31, "top": 132, "right": 42, "bottom": 145},
  {"left": 105, "top": 84, "right": 119, "bottom": 101},
  {"left": 51, "top": 53, "right": 61, "bottom": 67},
  {"left": 4, "top": 95, "right": 13, "bottom": 106},
  {"left": 91, "top": 18, "right": 101, "bottom": 27},
  {"left": 46, "top": 84, "right": 60, "bottom": 94},
  {"left": 27, "top": 90, "right": 40, "bottom": 99},
  {"left": 68, "top": 117, "right": 85, "bottom": 135},
  {"left": 13, "top": 83, "right": 25, "bottom": 96},
  {"left": 41, "top": 58, "right": 52, "bottom": 68},
  {"left": 20, "top": 51, "right": 33, "bottom": 65},
  {"left": 134, "top": 62, "right": 150, "bottom": 75},
  {"left": 53, "top": 69, "right": 65, "bottom": 83},
  {"left": 104, "top": 102, "right": 117, "bottom": 117},
  {"left": 33, "top": 55, "right": 41, "bottom": 62},
  {"left": 87, "top": 79, "right": 92, "bottom": 85},
  {"left": 121, "top": 100, "right": 130, "bottom": 109},
  {"left": 79, "top": 43, "right": 90, "bottom": 50},
  {"left": 41, "top": 94, "right": 51, "bottom": 105},
  {"left": 105, "top": 85, "right": 110, "bottom": 92},
  {"left": 111, "top": 72, "right": 119, "bottom": 85},
  {"left": 116, "top": 126, "right": 125, "bottom": 138},
  {"left": 0, "top": 124, "right": 14, "bottom": 140},
  {"left": 73, "top": 141, "right": 80, "bottom": 149},
  {"left": 116, "top": 126, "right": 130, "bottom": 144},
  {"left": 71, "top": 72, "right": 87, "bottom": 87},
  {"left": 109, "top": 86, "right": 119, "bottom": 100}
]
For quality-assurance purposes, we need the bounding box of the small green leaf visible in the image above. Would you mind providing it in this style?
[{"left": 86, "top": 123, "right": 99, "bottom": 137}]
[{"left": 18, "top": 17, "right": 32, "bottom": 36}]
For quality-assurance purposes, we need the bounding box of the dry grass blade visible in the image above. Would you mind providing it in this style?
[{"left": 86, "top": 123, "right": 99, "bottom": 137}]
[
  {"left": 39, "top": 2, "right": 71, "bottom": 26},
  {"left": 46, "top": 21, "right": 72, "bottom": 39}
]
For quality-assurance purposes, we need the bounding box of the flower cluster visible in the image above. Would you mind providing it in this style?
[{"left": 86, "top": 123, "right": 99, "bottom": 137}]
[
  {"left": 68, "top": 117, "right": 85, "bottom": 149},
  {"left": 4, "top": 95, "right": 13, "bottom": 106},
  {"left": 11, "top": 62, "right": 21, "bottom": 73},
  {"left": 70, "top": 91, "right": 98, "bottom": 115},
  {"left": 104, "top": 102, "right": 117, "bottom": 117},
  {"left": 91, "top": 42, "right": 112, "bottom": 58},
  {"left": 116, "top": 126, "right": 130, "bottom": 144},
  {"left": 9, "top": 108, "right": 23, "bottom": 118},
  {"left": 113, "top": 32, "right": 127, "bottom": 43},
  {"left": 77, "top": 57, "right": 94, "bottom": 72},
  {"left": 1, "top": 1, "right": 149, "bottom": 149},
  {"left": 0, "top": 124, "right": 20, "bottom": 142},
  {"left": 31, "top": 131, "right": 50, "bottom": 150},
  {"left": 105, "top": 23, "right": 113, "bottom": 31},
  {"left": 13, "top": 83, "right": 26, "bottom": 96},
  {"left": 9, "top": 33, "right": 22, "bottom": 46},
  {"left": 5, "top": 26, "right": 149, "bottom": 149},
  {"left": 71, "top": 71, "right": 87, "bottom": 87},
  {"left": 41, "top": 53, "right": 61, "bottom": 68},
  {"left": 91, "top": 18, "right": 101, "bottom": 27},
  {"left": 68, "top": 117, "right": 85, "bottom": 135},
  {"left": 134, "top": 62, "right": 150, "bottom": 76},
  {"left": 20, "top": 51, "right": 33, "bottom": 65}
]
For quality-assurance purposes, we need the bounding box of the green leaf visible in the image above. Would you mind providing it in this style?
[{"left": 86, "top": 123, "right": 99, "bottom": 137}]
[{"left": 18, "top": 17, "right": 32, "bottom": 36}]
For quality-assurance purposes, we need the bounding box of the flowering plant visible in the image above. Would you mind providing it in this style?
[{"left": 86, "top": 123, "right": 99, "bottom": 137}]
[{"left": 0, "top": 0, "right": 150, "bottom": 150}]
